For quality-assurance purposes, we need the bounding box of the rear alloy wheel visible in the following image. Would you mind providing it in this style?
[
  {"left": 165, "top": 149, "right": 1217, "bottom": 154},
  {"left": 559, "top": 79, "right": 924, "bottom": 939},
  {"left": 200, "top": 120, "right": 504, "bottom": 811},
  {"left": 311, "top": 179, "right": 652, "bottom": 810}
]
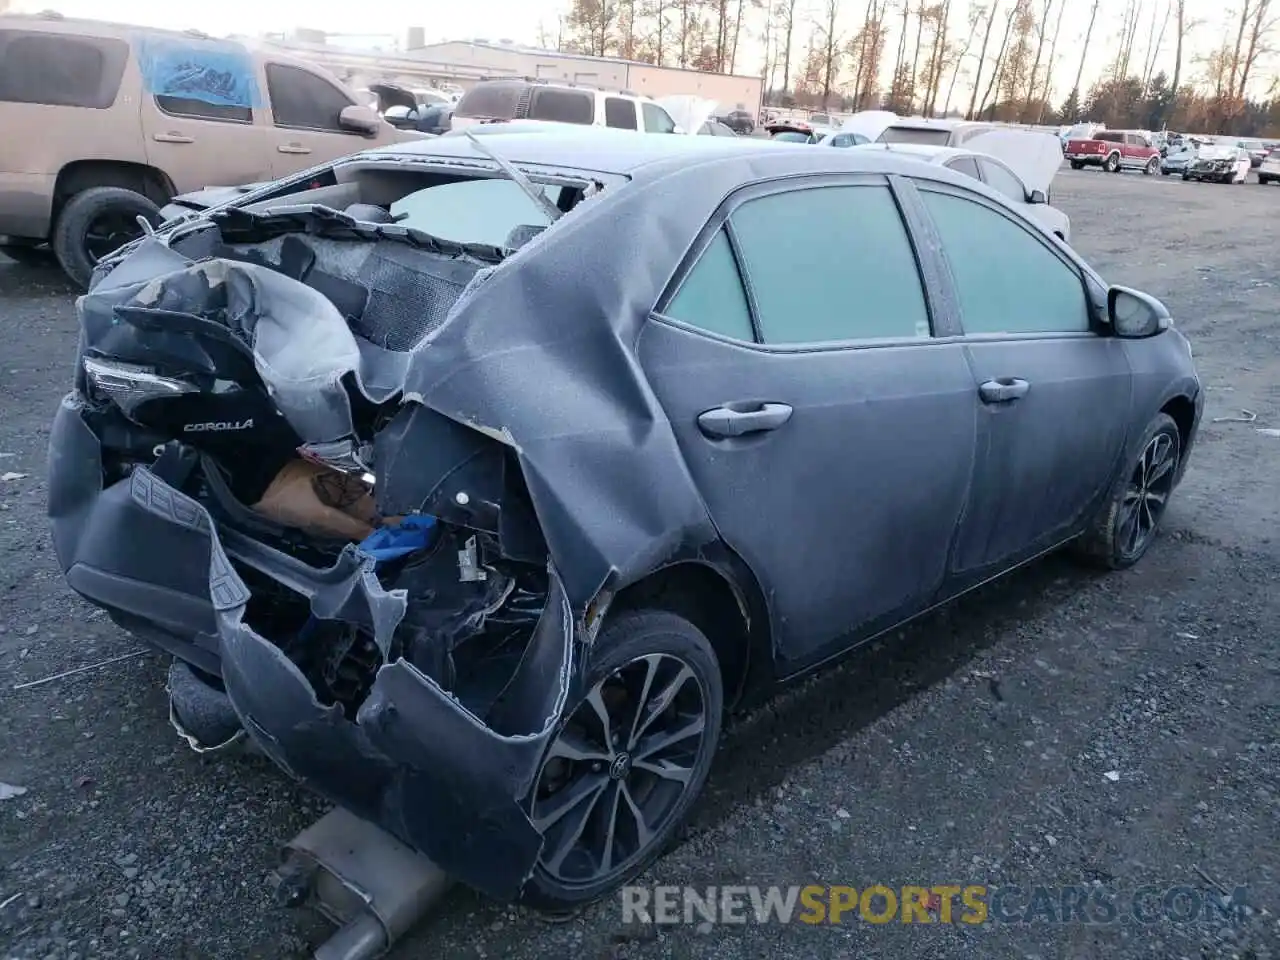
[
  {"left": 1145, "top": 156, "right": 1159, "bottom": 175},
  {"left": 1104, "top": 153, "right": 1121, "bottom": 173},
  {"left": 53, "top": 186, "right": 163, "bottom": 288},
  {"left": 1073, "top": 413, "right": 1181, "bottom": 570},
  {"left": 520, "top": 610, "right": 723, "bottom": 913}
]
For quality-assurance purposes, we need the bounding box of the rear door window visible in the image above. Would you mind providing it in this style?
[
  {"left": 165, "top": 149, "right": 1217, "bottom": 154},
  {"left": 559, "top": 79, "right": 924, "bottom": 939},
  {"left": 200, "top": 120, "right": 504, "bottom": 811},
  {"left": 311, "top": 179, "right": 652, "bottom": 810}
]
[
  {"left": 529, "top": 88, "right": 593, "bottom": 125},
  {"left": 977, "top": 159, "right": 1026, "bottom": 202},
  {"left": 730, "top": 184, "right": 931, "bottom": 343},
  {"left": 604, "top": 96, "right": 638, "bottom": 130},
  {"left": 0, "top": 30, "right": 128, "bottom": 108},
  {"left": 945, "top": 156, "right": 981, "bottom": 180},
  {"left": 265, "top": 63, "right": 356, "bottom": 132},
  {"left": 138, "top": 37, "right": 258, "bottom": 123}
]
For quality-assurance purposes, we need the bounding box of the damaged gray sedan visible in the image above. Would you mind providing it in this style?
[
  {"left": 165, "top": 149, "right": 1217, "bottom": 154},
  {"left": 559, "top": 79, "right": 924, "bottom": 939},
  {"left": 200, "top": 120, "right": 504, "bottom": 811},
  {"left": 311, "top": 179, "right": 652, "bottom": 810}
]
[{"left": 48, "top": 130, "right": 1202, "bottom": 911}]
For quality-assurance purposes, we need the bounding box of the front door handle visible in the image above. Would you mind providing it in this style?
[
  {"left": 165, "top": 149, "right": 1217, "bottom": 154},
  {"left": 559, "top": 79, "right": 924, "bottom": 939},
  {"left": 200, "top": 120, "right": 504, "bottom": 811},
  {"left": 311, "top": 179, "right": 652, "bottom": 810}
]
[
  {"left": 697, "top": 402, "right": 793, "bottom": 438},
  {"left": 153, "top": 132, "right": 194, "bottom": 144},
  {"left": 277, "top": 143, "right": 312, "bottom": 154},
  {"left": 979, "top": 378, "right": 1030, "bottom": 403}
]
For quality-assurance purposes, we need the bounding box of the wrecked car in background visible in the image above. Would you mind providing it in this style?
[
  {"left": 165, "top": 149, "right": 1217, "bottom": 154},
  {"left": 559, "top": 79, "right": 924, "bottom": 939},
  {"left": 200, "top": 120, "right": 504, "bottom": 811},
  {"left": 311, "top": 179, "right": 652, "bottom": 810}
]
[{"left": 48, "top": 129, "right": 1203, "bottom": 912}]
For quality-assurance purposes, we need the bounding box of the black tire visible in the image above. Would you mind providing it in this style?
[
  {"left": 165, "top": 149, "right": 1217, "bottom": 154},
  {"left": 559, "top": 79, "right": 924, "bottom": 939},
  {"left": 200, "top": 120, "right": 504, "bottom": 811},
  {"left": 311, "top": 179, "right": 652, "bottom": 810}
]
[
  {"left": 1073, "top": 413, "right": 1181, "bottom": 570},
  {"left": 1259, "top": 176, "right": 1271, "bottom": 185},
  {"left": 519, "top": 609, "right": 723, "bottom": 913},
  {"left": 1182, "top": 172, "right": 1192, "bottom": 181},
  {"left": 52, "top": 186, "right": 162, "bottom": 288},
  {"left": 1069, "top": 160, "right": 1084, "bottom": 170},
  {"left": 1161, "top": 168, "right": 1170, "bottom": 176},
  {"left": 0, "top": 243, "right": 56, "bottom": 267},
  {"left": 1104, "top": 152, "right": 1121, "bottom": 173}
]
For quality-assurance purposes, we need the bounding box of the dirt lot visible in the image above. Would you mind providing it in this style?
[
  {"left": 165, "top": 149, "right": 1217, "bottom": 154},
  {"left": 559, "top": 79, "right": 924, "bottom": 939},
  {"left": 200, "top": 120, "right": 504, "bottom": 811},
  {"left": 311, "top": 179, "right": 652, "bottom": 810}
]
[{"left": 2, "top": 169, "right": 1279, "bottom": 960}]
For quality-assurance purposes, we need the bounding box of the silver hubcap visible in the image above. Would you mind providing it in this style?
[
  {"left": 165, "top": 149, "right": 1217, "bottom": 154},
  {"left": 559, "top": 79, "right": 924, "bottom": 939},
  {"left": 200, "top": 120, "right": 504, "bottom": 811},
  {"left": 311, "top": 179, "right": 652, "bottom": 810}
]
[
  {"left": 530, "top": 653, "right": 709, "bottom": 886},
  {"left": 1118, "top": 432, "right": 1177, "bottom": 556}
]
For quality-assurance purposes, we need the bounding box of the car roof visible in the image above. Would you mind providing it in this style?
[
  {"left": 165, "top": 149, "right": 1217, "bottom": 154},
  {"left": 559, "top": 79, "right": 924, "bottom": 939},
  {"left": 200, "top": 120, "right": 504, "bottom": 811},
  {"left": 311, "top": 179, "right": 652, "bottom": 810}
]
[
  {"left": 853, "top": 142, "right": 964, "bottom": 163},
  {"left": 358, "top": 126, "right": 982, "bottom": 185}
]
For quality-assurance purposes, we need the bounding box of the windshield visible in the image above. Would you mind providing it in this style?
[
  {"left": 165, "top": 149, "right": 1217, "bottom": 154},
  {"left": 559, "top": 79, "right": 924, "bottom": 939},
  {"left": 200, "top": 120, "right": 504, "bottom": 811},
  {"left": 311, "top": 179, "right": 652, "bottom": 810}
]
[
  {"left": 389, "top": 178, "right": 562, "bottom": 248},
  {"left": 879, "top": 126, "right": 952, "bottom": 145},
  {"left": 772, "top": 131, "right": 810, "bottom": 142}
]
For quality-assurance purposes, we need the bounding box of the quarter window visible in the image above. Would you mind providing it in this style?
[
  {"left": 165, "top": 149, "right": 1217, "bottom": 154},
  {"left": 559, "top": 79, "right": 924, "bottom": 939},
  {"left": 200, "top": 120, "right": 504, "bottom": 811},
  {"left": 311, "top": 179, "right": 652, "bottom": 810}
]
[
  {"left": 664, "top": 229, "right": 754, "bottom": 341},
  {"left": 921, "top": 190, "right": 1090, "bottom": 335},
  {"left": 604, "top": 96, "right": 638, "bottom": 130},
  {"left": 529, "top": 88, "right": 593, "bottom": 125},
  {"left": 0, "top": 31, "right": 127, "bottom": 109},
  {"left": 265, "top": 63, "right": 356, "bottom": 132},
  {"left": 642, "top": 102, "right": 677, "bottom": 133},
  {"left": 729, "top": 185, "right": 931, "bottom": 343}
]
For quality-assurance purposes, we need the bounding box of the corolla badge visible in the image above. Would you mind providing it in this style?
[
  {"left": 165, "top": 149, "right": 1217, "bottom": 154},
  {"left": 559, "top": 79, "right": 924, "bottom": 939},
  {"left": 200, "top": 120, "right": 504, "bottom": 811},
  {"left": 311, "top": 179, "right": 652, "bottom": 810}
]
[{"left": 183, "top": 419, "right": 255, "bottom": 432}]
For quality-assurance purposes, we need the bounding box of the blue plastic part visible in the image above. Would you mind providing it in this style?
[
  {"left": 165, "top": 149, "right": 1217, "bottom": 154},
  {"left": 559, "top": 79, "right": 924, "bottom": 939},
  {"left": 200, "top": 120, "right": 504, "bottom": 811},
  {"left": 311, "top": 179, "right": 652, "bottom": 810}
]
[{"left": 357, "top": 515, "right": 439, "bottom": 563}]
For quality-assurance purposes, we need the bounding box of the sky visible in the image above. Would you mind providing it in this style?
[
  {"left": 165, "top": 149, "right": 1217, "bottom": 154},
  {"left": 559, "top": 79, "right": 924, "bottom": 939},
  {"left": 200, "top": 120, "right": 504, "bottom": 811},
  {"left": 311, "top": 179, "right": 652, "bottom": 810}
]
[{"left": 11, "top": 0, "right": 1278, "bottom": 104}]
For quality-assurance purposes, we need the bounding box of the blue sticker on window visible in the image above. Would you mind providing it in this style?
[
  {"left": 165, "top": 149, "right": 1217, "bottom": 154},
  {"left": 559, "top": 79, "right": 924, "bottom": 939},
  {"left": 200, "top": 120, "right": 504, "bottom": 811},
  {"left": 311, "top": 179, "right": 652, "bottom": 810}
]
[{"left": 135, "top": 37, "right": 262, "bottom": 108}]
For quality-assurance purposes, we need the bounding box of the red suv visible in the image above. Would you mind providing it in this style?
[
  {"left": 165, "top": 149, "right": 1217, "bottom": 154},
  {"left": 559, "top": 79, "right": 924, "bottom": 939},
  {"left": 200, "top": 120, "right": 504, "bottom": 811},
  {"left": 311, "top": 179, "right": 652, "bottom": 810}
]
[{"left": 1065, "top": 130, "right": 1161, "bottom": 174}]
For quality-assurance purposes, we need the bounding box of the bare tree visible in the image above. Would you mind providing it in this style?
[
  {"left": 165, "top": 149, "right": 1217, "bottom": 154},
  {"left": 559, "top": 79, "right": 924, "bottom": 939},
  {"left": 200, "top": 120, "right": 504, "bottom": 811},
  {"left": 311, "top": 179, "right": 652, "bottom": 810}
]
[
  {"left": 944, "top": 2, "right": 984, "bottom": 115},
  {"left": 567, "top": 0, "right": 620, "bottom": 57},
  {"left": 1022, "top": 0, "right": 1053, "bottom": 118},
  {"left": 1069, "top": 0, "right": 1102, "bottom": 101},
  {"left": 977, "top": 2, "right": 1017, "bottom": 116},
  {"left": 922, "top": 1, "right": 952, "bottom": 114},
  {"left": 1233, "top": 0, "right": 1278, "bottom": 99},
  {"left": 850, "top": 0, "right": 890, "bottom": 107},
  {"left": 778, "top": 0, "right": 801, "bottom": 90},
  {"left": 1141, "top": 1, "right": 1171, "bottom": 90},
  {"left": 1035, "top": 0, "right": 1067, "bottom": 120},
  {"left": 966, "top": 2, "right": 1002, "bottom": 119},
  {"left": 815, "top": 0, "right": 844, "bottom": 108},
  {"left": 1170, "top": 0, "right": 1188, "bottom": 94}
]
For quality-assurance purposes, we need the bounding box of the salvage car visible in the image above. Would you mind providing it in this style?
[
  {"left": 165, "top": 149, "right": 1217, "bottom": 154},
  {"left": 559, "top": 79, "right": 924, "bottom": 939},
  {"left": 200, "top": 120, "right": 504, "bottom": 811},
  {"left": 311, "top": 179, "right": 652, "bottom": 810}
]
[
  {"left": 1184, "top": 143, "right": 1252, "bottom": 183},
  {"left": 846, "top": 131, "right": 1071, "bottom": 241},
  {"left": 48, "top": 130, "right": 1202, "bottom": 913}
]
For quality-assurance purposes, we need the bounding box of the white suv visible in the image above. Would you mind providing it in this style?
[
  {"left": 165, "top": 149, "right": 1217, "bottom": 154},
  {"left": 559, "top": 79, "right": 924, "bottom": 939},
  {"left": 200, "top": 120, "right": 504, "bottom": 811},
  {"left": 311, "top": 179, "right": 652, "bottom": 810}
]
[{"left": 451, "top": 79, "right": 681, "bottom": 134}]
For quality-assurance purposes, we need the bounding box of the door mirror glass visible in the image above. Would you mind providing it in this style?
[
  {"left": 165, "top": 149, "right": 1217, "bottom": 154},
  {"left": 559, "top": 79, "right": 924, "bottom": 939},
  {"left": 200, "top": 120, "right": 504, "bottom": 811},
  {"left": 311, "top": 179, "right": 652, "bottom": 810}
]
[
  {"left": 339, "top": 104, "right": 381, "bottom": 136},
  {"left": 1028, "top": 189, "right": 1048, "bottom": 204},
  {"left": 1108, "top": 286, "right": 1171, "bottom": 338}
]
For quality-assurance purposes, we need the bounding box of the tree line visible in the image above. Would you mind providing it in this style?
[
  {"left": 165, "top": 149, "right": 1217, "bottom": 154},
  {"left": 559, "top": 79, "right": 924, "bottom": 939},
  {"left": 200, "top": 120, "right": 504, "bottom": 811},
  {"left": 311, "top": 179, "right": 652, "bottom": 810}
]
[{"left": 549, "top": 0, "right": 1280, "bottom": 135}]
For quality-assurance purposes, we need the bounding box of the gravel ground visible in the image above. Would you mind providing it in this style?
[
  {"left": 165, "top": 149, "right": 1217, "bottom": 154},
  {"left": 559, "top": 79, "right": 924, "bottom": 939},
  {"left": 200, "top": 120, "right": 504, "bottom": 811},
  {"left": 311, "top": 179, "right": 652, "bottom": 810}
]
[{"left": 1, "top": 168, "right": 1279, "bottom": 960}]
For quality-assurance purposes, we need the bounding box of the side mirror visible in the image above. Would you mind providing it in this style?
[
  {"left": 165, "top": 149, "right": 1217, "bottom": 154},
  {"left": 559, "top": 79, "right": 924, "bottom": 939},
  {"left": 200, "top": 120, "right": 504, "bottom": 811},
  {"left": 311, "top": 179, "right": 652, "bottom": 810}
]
[
  {"left": 1028, "top": 189, "right": 1048, "bottom": 204},
  {"left": 1108, "top": 285, "right": 1171, "bottom": 338},
  {"left": 339, "top": 104, "right": 381, "bottom": 136}
]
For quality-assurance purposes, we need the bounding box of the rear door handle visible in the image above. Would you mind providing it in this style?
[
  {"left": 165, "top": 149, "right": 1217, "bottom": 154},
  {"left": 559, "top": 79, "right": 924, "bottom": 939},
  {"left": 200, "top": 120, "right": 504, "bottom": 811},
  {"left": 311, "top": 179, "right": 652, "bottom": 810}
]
[
  {"left": 697, "top": 402, "right": 793, "bottom": 438},
  {"left": 979, "top": 378, "right": 1030, "bottom": 403},
  {"left": 153, "top": 132, "right": 194, "bottom": 144},
  {"left": 277, "top": 143, "right": 312, "bottom": 154}
]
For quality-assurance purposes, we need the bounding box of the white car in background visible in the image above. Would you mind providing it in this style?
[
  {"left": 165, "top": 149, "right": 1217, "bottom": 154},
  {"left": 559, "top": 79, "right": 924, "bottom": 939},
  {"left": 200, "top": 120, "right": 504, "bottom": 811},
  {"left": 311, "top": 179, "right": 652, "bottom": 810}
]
[
  {"left": 1256, "top": 148, "right": 1280, "bottom": 185},
  {"left": 848, "top": 130, "right": 1072, "bottom": 242}
]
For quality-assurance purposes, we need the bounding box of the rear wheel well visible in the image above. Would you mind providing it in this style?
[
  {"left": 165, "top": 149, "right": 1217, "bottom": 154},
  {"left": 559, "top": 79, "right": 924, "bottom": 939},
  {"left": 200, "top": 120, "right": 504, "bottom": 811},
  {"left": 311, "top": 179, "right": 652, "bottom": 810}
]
[
  {"left": 1161, "top": 394, "right": 1196, "bottom": 452},
  {"left": 610, "top": 561, "right": 763, "bottom": 709},
  {"left": 53, "top": 161, "right": 175, "bottom": 221}
]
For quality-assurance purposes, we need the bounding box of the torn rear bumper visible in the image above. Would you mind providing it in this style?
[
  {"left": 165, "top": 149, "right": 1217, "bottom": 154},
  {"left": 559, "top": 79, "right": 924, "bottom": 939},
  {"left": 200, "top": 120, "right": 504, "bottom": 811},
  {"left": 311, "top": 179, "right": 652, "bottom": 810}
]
[{"left": 48, "top": 394, "right": 573, "bottom": 902}]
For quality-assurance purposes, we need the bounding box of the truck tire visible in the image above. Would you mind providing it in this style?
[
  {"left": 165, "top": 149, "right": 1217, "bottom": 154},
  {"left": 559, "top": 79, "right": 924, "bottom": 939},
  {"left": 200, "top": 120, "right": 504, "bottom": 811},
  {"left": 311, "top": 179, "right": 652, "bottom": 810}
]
[
  {"left": 1104, "top": 153, "right": 1121, "bottom": 173},
  {"left": 53, "top": 186, "right": 162, "bottom": 289},
  {"left": 1144, "top": 156, "right": 1159, "bottom": 175},
  {"left": 1069, "top": 160, "right": 1084, "bottom": 170}
]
